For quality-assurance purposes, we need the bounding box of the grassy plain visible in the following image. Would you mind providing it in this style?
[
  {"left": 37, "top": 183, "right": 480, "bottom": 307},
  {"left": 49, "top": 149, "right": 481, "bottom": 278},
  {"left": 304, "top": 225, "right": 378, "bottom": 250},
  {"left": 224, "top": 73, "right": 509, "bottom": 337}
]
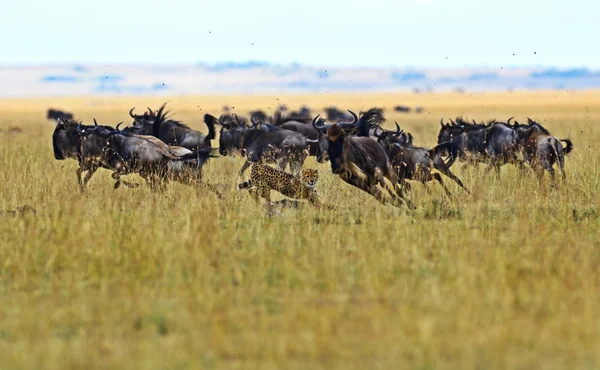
[{"left": 0, "top": 90, "right": 599, "bottom": 369}]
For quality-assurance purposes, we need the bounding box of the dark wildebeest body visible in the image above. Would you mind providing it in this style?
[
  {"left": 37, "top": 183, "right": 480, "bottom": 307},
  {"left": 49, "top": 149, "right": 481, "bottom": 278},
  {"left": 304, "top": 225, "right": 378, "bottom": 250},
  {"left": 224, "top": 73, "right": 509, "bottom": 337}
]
[
  {"left": 100, "top": 106, "right": 219, "bottom": 192},
  {"left": 483, "top": 118, "right": 525, "bottom": 175},
  {"left": 437, "top": 118, "right": 490, "bottom": 167},
  {"left": 101, "top": 131, "right": 216, "bottom": 190},
  {"left": 394, "top": 105, "right": 411, "bottom": 113},
  {"left": 514, "top": 119, "right": 573, "bottom": 186},
  {"left": 313, "top": 117, "right": 410, "bottom": 208},
  {"left": 52, "top": 118, "right": 138, "bottom": 191},
  {"left": 211, "top": 114, "right": 310, "bottom": 175},
  {"left": 376, "top": 125, "right": 467, "bottom": 196},
  {"left": 47, "top": 108, "right": 74, "bottom": 121},
  {"left": 125, "top": 104, "right": 215, "bottom": 152}
]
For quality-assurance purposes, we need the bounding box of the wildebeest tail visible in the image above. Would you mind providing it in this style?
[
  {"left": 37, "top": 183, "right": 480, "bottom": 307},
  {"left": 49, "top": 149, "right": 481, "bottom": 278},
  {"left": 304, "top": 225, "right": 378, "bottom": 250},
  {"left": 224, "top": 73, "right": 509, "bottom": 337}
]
[
  {"left": 357, "top": 108, "right": 385, "bottom": 137},
  {"left": 561, "top": 139, "right": 573, "bottom": 155},
  {"left": 203, "top": 114, "right": 217, "bottom": 141},
  {"left": 237, "top": 180, "right": 252, "bottom": 190},
  {"left": 180, "top": 148, "right": 219, "bottom": 165},
  {"left": 430, "top": 141, "right": 459, "bottom": 167}
]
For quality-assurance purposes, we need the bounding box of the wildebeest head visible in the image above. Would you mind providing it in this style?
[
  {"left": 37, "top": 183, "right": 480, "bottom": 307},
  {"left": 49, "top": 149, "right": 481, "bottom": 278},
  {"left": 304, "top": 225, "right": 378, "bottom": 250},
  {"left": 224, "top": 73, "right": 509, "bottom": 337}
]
[
  {"left": 311, "top": 112, "right": 358, "bottom": 163},
  {"left": 313, "top": 114, "right": 361, "bottom": 174},
  {"left": 437, "top": 118, "right": 464, "bottom": 144},
  {"left": 212, "top": 114, "right": 248, "bottom": 156},
  {"left": 129, "top": 107, "right": 156, "bottom": 127},
  {"left": 52, "top": 118, "right": 81, "bottom": 160},
  {"left": 373, "top": 122, "right": 413, "bottom": 149}
]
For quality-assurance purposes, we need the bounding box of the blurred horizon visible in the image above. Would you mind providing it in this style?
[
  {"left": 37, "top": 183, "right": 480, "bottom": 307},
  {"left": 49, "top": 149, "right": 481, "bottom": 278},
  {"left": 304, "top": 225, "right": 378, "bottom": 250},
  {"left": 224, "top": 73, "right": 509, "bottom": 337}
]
[
  {"left": 3, "top": 0, "right": 597, "bottom": 67},
  {"left": 3, "top": 0, "right": 596, "bottom": 96}
]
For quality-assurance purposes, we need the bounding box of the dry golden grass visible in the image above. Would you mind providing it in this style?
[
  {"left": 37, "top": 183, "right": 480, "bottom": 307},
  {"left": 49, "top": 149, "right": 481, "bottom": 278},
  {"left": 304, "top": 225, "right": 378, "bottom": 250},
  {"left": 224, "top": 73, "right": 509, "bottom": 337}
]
[{"left": 0, "top": 91, "right": 599, "bottom": 369}]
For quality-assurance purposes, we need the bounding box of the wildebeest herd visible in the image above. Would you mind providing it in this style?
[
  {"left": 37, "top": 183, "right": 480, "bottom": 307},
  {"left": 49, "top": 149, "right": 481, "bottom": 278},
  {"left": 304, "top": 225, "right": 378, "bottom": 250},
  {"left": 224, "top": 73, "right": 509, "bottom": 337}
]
[{"left": 50, "top": 104, "right": 573, "bottom": 209}]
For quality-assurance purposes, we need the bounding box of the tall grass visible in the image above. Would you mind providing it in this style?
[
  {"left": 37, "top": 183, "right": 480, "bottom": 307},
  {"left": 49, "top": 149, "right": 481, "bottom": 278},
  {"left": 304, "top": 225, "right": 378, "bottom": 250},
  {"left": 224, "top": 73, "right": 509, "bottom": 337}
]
[{"left": 0, "top": 91, "right": 598, "bottom": 369}]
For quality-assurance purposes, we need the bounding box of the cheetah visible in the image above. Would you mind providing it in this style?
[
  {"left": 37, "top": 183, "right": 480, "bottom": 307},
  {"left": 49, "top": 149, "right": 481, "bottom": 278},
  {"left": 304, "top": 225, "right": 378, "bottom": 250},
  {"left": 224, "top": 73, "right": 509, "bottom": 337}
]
[{"left": 237, "top": 163, "right": 332, "bottom": 209}]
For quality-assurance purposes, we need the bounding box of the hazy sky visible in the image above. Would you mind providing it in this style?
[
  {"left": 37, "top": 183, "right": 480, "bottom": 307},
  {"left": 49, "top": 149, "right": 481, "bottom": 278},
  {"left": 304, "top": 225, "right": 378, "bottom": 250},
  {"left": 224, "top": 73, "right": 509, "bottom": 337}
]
[{"left": 2, "top": 0, "right": 596, "bottom": 68}]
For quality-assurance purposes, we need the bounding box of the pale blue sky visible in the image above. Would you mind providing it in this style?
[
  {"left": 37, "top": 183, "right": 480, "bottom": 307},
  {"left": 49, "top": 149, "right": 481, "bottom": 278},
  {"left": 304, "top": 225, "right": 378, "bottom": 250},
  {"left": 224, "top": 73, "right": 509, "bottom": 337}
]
[{"left": 2, "top": 0, "right": 596, "bottom": 68}]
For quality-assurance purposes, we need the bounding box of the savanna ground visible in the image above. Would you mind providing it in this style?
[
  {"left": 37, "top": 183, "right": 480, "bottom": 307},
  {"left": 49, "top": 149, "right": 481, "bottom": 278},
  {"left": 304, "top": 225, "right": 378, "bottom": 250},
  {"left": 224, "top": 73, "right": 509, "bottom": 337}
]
[{"left": 0, "top": 91, "right": 599, "bottom": 369}]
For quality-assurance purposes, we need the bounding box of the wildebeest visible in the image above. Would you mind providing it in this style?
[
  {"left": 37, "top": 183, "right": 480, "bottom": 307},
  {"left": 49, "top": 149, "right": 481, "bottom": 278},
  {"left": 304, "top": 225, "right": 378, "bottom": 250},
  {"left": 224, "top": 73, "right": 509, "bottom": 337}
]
[
  {"left": 52, "top": 118, "right": 138, "bottom": 191},
  {"left": 437, "top": 117, "right": 490, "bottom": 166},
  {"left": 211, "top": 114, "right": 310, "bottom": 175},
  {"left": 394, "top": 105, "right": 411, "bottom": 113},
  {"left": 313, "top": 119, "right": 410, "bottom": 208},
  {"left": 483, "top": 117, "right": 525, "bottom": 175},
  {"left": 376, "top": 123, "right": 468, "bottom": 196},
  {"left": 47, "top": 108, "right": 74, "bottom": 121},
  {"left": 126, "top": 103, "right": 215, "bottom": 152},
  {"left": 514, "top": 118, "right": 573, "bottom": 186},
  {"left": 98, "top": 107, "right": 218, "bottom": 191}
]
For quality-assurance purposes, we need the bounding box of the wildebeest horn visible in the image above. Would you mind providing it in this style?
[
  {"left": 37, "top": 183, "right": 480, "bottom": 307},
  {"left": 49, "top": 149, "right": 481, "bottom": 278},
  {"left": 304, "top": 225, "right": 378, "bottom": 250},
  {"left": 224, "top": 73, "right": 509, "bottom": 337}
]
[
  {"left": 116, "top": 122, "right": 122, "bottom": 131},
  {"left": 507, "top": 116, "right": 514, "bottom": 125},
  {"left": 449, "top": 118, "right": 456, "bottom": 125},
  {"left": 348, "top": 110, "right": 358, "bottom": 125},
  {"left": 93, "top": 118, "right": 98, "bottom": 126},
  {"left": 527, "top": 117, "right": 533, "bottom": 125},
  {"left": 147, "top": 107, "right": 153, "bottom": 115},
  {"left": 440, "top": 118, "right": 444, "bottom": 127},
  {"left": 129, "top": 108, "right": 136, "bottom": 118},
  {"left": 394, "top": 122, "right": 402, "bottom": 137},
  {"left": 473, "top": 119, "right": 477, "bottom": 125},
  {"left": 312, "top": 114, "right": 326, "bottom": 131}
]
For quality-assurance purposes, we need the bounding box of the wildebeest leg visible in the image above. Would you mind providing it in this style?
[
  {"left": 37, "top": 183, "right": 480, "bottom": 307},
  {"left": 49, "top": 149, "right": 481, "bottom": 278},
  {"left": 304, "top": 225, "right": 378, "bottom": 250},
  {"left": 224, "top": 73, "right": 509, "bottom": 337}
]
[
  {"left": 288, "top": 150, "right": 307, "bottom": 175},
  {"left": 557, "top": 153, "right": 567, "bottom": 183},
  {"left": 375, "top": 168, "right": 408, "bottom": 208},
  {"left": 238, "top": 160, "right": 252, "bottom": 176},
  {"left": 277, "top": 155, "right": 289, "bottom": 172},
  {"left": 547, "top": 167, "right": 558, "bottom": 189},
  {"left": 343, "top": 175, "right": 404, "bottom": 208},
  {"left": 76, "top": 167, "right": 85, "bottom": 191},
  {"left": 433, "top": 156, "right": 469, "bottom": 193},
  {"left": 432, "top": 173, "right": 452, "bottom": 196},
  {"left": 82, "top": 166, "right": 98, "bottom": 188}
]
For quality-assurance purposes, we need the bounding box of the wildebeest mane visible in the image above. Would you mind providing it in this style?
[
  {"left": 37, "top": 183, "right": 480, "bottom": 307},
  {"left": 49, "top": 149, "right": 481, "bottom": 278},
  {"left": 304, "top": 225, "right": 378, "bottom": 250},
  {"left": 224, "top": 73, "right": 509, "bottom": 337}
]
[
  {"left": 357, "top": 108, "right": 385, "bottom": 137},
  {"left": 270, "top": 111, "right": 312, "bottom": 125},
  {"left": 526, "top": 118, "right": 551, "bottom": 135}
]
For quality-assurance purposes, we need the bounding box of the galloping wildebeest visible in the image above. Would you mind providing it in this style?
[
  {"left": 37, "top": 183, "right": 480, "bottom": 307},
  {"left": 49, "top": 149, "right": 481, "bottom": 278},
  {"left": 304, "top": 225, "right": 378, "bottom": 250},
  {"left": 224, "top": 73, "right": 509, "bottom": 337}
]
[
  {"left": 375, "top": 123, "right": 468, "bottom": 196},
  {"left": 47, "top": 108, "right": 74, "bottom": 121},
  {"left": 514, "top": 118, "right": 573, "bottom": 186},
  {"left": 126, "top": 103, "right": 216, "bottom": 152},
  {"left": 437, "top": 117, "right": 490, "bottom": 166},
  {"left": 313, "top": 118, "right": 410, "bottom": 208},
  {"left": 52, "top": 118, "right": 138, "bottom": 191},
  {"left": 483, "top": 117, "right": 525, "bottom": 175},
  {"left": 99, "top": 108, "right": 218, "bottom": 191}
]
